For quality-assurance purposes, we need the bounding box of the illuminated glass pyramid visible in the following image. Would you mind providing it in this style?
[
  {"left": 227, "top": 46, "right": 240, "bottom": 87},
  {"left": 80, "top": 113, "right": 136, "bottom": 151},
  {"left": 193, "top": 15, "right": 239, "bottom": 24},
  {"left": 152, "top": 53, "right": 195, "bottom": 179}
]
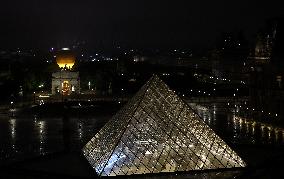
[{"left": 82, "top": 75, "right": 246, "bottom": 176}]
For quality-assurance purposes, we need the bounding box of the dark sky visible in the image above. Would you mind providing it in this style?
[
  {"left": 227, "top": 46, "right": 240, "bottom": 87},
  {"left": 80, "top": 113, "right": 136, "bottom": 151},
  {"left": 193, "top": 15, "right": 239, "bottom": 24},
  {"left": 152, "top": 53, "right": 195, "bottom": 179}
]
[{"left": 1, "top": 0, "right": 284, "bottom": 49}]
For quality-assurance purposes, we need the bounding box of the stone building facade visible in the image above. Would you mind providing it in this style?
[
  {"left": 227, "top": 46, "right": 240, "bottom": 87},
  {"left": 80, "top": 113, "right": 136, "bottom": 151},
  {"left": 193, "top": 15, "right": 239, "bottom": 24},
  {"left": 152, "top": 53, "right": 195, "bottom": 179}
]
[{"left": 52, "top": 71, "right": 80, "bottom": 95}]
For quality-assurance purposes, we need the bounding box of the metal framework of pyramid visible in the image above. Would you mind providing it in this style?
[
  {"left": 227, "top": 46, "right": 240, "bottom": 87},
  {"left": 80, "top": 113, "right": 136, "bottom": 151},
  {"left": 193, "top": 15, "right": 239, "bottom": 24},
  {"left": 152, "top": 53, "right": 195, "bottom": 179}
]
[{"left": 82, "top": 75, "right": 246, "bottom": 176}]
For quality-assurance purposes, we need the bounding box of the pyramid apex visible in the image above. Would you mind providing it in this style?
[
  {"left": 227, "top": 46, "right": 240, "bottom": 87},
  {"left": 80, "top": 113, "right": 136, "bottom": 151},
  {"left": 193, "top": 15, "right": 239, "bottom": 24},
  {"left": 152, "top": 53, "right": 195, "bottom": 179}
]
[
  {"left": 149, "top": 73, "right": 160, "bottom": 81},
  {"left": 83, "top": 74, "right": 246, "bottom": 176}
]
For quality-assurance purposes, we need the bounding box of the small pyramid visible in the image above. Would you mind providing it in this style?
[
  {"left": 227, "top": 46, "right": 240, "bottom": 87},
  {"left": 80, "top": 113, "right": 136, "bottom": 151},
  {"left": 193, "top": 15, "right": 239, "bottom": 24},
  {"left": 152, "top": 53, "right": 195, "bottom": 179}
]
[{"left": 82, "top": 75, "right": 246, "bottom": 176}]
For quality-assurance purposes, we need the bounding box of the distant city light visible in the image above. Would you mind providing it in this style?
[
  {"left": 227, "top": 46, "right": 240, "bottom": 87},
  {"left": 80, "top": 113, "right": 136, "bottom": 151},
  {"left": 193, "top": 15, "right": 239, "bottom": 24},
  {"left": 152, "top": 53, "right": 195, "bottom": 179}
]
[
  {"left": 39, "top": 100, "right": 44, "bottom": 105},
  {"left": 39, "top": 95, "right": 50, "bottom": 98}
]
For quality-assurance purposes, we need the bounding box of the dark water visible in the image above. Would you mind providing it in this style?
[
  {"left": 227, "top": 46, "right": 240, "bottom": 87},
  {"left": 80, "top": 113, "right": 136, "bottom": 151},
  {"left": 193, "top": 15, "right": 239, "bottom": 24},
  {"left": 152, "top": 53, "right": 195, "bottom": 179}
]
[
  {"left": 190, "top": 103, "right": 284, "bottom": 146},
  {"left": 0, "top": 103, "right": 284, "bottom": 178},
  {"left": 0, "top": 105, "right": 113, "bottom": 164}
]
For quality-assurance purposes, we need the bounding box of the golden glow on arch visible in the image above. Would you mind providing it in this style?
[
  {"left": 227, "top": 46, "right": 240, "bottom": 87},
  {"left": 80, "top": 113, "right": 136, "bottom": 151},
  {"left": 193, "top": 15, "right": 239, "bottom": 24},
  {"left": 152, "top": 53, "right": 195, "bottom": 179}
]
[
  {"left": 56, "top": 51, "right": 76, "bottom": 69},
  {"left": 56, "top": 56, "right": 75, "bottom": 69},
  {"left": 62, "top": 80, "right": 70, "bottom": 95}
]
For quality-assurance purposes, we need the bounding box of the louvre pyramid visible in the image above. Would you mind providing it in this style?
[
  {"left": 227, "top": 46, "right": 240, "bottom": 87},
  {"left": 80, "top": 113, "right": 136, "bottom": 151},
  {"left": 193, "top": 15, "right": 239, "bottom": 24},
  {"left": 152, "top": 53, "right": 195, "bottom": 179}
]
[{"left": 82, "top": 75, "right": 246, "bottom": 176}]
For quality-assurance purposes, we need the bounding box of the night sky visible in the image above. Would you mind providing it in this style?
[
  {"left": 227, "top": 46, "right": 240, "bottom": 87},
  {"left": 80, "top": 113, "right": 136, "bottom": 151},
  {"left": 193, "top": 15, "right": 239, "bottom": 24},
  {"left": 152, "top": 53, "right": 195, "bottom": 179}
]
[{"left": 1, "top": 0, "right": 284, "bottom": 49}]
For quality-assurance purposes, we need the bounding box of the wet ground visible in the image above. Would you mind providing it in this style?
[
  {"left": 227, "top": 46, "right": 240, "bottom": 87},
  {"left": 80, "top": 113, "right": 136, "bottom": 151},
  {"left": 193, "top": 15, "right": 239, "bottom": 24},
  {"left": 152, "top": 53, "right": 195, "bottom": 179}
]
[{"left": 0, "top": 101, "right": 284, "bottom": 178}]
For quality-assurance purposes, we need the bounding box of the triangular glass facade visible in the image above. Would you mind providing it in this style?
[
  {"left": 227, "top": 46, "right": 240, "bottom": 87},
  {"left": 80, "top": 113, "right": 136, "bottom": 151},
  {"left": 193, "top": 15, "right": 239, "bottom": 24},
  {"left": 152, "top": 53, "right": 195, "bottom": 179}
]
[{"left": 83, "top": 75, "right": 246, "bottom": 176}]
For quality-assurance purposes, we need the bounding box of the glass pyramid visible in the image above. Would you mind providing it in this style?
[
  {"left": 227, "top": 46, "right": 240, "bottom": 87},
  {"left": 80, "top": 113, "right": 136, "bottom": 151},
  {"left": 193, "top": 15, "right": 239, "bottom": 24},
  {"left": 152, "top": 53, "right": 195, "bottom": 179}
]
[{"left": 82, "top": 75, "right": 246, "bottom": 176}]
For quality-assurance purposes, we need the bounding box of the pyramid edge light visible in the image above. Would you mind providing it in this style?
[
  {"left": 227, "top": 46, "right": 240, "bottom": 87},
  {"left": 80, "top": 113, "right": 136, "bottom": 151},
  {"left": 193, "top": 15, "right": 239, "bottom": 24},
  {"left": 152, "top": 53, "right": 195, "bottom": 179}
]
[
  {"left": 82, "top": 76, "right": 154, "bottom": 174},
  {"left": 82, "top": 74, "right": 246, "bottom": 176}
]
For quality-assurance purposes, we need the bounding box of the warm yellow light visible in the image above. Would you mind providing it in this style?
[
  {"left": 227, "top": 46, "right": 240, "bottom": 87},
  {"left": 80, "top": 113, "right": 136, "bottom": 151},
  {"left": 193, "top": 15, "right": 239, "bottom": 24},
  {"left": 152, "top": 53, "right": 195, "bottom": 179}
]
[
  {"left": 56, "top": 51, "right": 76, "bottom": 69},
  {"left": 57, "top": 57, "right": 75, "bottom": 69}
]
